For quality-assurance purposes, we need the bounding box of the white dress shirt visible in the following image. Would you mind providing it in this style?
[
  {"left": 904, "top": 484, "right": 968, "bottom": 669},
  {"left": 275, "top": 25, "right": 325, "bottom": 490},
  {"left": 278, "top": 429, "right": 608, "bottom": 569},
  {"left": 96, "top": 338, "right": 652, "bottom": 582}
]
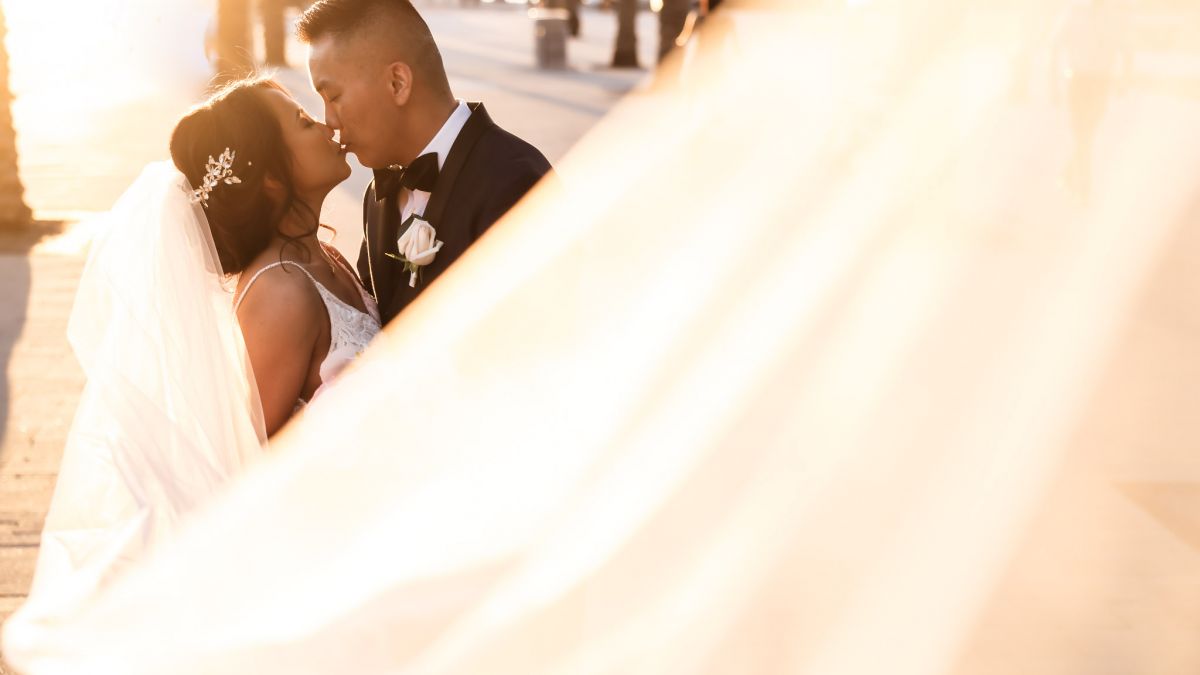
[{"left": 399, "top": 100, "right": 472, "bottom": 225}]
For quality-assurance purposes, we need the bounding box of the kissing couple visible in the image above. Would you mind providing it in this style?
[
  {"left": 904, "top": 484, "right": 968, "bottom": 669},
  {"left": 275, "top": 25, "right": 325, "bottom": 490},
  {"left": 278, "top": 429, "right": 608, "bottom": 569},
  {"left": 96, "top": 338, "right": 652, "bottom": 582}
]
[{"left": 3, "top": 0, "right": 551, "bottom": 646}]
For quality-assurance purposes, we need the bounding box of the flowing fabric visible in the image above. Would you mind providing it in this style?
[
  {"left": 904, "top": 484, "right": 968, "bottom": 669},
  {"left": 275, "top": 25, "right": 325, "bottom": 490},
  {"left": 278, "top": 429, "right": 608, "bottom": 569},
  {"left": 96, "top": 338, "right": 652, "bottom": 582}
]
[
  {"left": 2, "top": 163, "right": 266, "bottom": 662},
  {"left": 5, "top": 1, "right": 1200, "bottom": 674}
]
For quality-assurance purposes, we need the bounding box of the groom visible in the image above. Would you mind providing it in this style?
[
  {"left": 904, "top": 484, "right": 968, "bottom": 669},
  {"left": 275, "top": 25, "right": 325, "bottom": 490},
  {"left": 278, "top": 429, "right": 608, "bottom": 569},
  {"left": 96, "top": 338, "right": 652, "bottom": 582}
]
[{"left": 298, "top": 0, "right": 552, "bottom": 323}]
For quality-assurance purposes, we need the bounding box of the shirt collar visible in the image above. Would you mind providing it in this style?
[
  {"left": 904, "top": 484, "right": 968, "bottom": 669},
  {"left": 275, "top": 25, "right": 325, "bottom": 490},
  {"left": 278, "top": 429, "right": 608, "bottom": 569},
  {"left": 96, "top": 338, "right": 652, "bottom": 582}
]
[{"left": 417, "top": 100, "right": 471, "bottom": 171}]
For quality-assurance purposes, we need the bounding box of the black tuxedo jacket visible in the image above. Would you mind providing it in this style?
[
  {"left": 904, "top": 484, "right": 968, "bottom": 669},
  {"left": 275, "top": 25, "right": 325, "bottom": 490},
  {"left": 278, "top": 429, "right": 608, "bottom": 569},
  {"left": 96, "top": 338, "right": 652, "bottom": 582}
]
[{"left": 358, "top": 102, "right": 552, "bottom": 323}]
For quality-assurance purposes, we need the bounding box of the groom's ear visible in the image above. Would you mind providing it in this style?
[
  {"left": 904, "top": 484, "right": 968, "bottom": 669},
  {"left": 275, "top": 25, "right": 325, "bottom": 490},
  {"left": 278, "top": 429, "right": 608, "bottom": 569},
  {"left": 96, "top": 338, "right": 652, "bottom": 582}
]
[{"left": 385, "top": 61, "right": 414, "bottom": 106}]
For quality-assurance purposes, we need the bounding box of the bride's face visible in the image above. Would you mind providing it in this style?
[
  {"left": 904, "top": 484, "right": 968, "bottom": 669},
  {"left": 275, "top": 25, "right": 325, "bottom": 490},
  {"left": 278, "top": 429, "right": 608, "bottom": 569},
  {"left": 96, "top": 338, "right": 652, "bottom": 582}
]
[{"left": 262, "top": 89, "right": 351, "bottom": 196}]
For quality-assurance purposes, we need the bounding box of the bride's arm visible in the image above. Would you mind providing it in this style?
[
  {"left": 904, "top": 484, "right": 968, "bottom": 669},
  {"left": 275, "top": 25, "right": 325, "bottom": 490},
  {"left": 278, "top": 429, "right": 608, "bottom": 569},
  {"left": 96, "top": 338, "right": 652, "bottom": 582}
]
[{"left": 236, "top": 270, "right": 324, "bottom": 436}]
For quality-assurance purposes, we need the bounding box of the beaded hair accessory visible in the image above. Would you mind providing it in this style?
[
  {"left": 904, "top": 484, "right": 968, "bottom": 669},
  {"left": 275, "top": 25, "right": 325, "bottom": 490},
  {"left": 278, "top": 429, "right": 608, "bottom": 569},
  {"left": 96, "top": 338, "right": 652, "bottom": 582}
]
[{"left": 189, "top": 148, "right": 242, "bottom": 207}]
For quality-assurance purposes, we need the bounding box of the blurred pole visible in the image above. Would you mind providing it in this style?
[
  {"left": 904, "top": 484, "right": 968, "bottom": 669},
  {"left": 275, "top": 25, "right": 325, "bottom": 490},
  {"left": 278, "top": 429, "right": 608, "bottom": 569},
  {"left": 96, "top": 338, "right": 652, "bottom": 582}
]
[
  {"left": 216, "top": 0, "right": 254, "bottom": 81},
  {"left": 261, "top": 0, "right": 287, "bottom": 67},
  {"left": 566, "top": 0, "right": 581, "bottom": 37},
  {"left": 0, "top": 5, "right": 32, "bottom": 229},
  {"left": 611, "top": 0, "right": 639, "bottom": 68},
  {"left": 657, "top": 0, "right": 689, "bottom": 63}
]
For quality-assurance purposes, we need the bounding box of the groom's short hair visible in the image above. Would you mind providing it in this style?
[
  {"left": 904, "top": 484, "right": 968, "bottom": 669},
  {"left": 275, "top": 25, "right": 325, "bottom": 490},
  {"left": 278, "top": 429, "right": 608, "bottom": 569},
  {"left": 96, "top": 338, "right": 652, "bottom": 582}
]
[{"left": 297, "top": 0, "right": 450, "bottom": 94}]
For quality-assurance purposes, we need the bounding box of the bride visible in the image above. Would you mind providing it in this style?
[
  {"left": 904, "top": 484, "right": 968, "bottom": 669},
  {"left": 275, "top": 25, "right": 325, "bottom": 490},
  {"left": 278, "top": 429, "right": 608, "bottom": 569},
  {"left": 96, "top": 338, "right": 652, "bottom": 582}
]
[
  {"left": 5, "top": 77, "right": 379, "bottom": 634},
  {"left": 173, "top": 77, "right": 380, "bottom": 430}
]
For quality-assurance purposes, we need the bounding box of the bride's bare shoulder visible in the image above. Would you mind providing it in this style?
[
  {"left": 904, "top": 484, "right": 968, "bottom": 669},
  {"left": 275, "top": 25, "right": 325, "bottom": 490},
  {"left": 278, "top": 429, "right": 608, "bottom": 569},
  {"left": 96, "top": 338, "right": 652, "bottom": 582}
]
[{"left": 235, "top": 261, "right": 324, "bottom": 330}]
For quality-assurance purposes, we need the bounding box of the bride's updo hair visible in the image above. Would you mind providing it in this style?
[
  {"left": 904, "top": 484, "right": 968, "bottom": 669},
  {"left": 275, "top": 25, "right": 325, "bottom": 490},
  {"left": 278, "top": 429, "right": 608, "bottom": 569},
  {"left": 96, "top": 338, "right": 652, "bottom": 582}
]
[{"left": 170, "top": 77, "right": 317, "bottom": 275}]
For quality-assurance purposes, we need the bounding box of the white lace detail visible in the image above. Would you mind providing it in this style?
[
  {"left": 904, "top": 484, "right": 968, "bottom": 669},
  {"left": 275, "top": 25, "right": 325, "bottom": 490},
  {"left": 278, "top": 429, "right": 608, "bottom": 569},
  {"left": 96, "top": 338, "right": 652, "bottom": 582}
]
[
  {"left": 235, "top": 259, "right": 381, "bottom": 402},
  {"left": 310, "top": 272, "right": 382, "bottom": 359}
]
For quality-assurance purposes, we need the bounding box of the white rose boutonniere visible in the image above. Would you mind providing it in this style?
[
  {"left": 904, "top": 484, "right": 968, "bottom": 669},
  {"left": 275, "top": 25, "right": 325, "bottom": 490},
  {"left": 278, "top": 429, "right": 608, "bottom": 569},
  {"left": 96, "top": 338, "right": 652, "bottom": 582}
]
[{"left": 386, "top": 214, "right": 444, "bottom": 288}]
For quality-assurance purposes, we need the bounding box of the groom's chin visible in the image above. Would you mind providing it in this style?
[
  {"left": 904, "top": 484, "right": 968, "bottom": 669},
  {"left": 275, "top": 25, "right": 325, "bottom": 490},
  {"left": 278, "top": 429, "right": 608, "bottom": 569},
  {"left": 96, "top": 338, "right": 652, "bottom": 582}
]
[{"left": 351, "top": 151, "right": 385, "bottom": 171}]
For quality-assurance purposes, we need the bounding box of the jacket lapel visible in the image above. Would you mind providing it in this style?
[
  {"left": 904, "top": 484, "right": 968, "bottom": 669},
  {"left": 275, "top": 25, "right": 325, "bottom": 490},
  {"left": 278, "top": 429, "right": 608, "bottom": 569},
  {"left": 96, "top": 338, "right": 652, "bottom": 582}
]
[
  {"left": 423, "top": 102, "right": 495, "bottom": 227},
  {"left": 363, "top": 179, "right": 403, "bottom": 309}
]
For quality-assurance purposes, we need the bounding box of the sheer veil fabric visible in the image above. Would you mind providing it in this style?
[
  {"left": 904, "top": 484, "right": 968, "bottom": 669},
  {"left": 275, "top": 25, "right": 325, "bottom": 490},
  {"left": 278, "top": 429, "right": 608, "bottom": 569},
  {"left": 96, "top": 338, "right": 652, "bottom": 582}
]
[
  {"left": 5, "top": 2, "right": 1200, "bottom": 674},
  {"left": 3, "top": 162, "right": 267, "bottom": 659}
]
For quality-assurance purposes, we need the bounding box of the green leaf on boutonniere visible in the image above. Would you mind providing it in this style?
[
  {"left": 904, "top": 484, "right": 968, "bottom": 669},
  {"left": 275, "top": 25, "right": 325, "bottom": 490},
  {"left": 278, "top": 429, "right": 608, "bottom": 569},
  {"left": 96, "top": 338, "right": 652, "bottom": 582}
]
[
  {"left": 385, "top": 251, "right": 418, "bottom": 271},
  {"left": 385, "top": 252, "right": 422, "bottom": 283}
]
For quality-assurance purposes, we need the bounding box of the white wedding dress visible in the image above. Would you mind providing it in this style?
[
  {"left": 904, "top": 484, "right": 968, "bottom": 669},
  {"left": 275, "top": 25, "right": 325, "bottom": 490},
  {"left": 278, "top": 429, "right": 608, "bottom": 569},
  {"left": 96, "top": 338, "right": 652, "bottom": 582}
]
[{"left": 3, "top": 162, "right": 376, "bottom": 653}]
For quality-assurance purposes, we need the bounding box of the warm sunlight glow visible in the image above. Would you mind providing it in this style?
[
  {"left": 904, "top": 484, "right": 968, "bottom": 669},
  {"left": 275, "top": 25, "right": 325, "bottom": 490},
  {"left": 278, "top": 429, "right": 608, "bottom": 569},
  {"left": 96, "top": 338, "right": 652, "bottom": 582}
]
[
  {"left": 1, "top": 0, "right": 213, "bottom": 211},
  {"left": 3, "top": 0, "right": 210, "bottom": 128}
]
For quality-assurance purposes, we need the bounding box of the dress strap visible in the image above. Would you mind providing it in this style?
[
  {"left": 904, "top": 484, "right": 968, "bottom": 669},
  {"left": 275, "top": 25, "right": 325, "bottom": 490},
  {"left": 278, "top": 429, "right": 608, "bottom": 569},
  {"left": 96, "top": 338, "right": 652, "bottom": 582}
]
[{"left": 234, "top": 261, "right": 319, "bottom": 311}]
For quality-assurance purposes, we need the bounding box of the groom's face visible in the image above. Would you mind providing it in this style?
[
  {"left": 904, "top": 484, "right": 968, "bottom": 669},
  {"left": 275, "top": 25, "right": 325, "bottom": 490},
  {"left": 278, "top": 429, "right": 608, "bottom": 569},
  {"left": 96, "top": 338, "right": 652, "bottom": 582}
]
[{"left": 308, "top": 36, "right": 405, "bottom": 170}]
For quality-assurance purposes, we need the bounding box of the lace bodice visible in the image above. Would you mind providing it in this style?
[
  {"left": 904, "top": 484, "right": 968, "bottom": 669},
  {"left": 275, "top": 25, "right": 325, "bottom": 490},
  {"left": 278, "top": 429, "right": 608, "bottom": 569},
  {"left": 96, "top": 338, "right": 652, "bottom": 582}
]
[{"left": 234, "top": 251, "right": 381, "bottom": 405}]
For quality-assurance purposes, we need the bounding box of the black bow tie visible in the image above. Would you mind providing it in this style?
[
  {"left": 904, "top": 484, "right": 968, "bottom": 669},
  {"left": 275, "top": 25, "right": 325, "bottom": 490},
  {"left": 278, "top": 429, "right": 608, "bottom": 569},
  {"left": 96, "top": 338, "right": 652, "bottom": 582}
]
[{"left": 373, "top": 153, "right": 440, "bottom": 202}]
